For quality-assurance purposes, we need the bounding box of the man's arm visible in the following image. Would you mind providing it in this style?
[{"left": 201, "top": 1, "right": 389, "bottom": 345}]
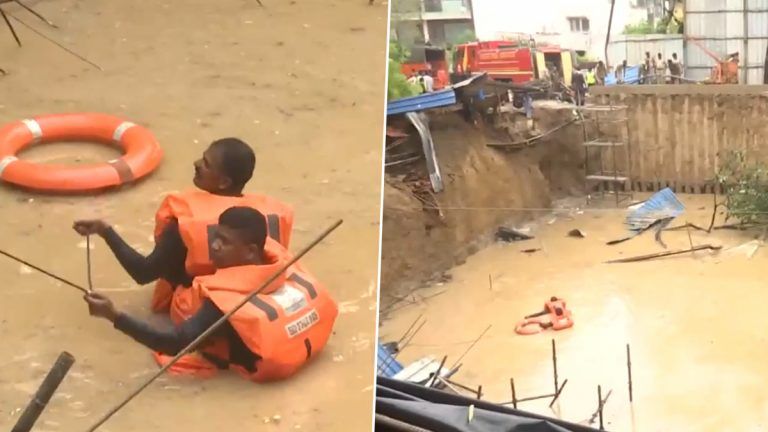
[
  {"left": 81, "top": 219, "right": 185, "bottom": 285},
  {"left": 109, "top": 298, "right": 224, "bottom": 355}
]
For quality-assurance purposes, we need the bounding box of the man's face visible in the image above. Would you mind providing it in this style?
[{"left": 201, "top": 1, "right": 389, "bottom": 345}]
[
  {"left": 193, "top": 146, "right": 232, "bottom": 193},
  {"left": 210, "top": 225, "right": 253, "bottom": 269}
]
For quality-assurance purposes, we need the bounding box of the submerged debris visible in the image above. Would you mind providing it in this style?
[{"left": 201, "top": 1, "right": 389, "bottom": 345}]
[
  {"left": 567, "top": 229, "right": 586, "bottom": 238},
  {"left": 496, "top": 226, "right": 534, "bottom": 242}
]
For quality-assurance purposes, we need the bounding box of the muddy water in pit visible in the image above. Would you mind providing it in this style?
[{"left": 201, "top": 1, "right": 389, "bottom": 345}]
[
  {"left": 380, "top": 194, "right": 768, "bottom": 432},
  {"left": 0, "top": 0, "right": 386, "bottom": 430}
]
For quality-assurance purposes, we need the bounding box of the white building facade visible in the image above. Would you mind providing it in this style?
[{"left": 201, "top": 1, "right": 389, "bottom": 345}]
[{"left": 471, "top": 0, "right": 647, "bottom": 61}]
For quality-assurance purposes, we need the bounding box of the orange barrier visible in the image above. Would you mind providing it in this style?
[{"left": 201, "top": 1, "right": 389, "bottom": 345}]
[{"left": 0, "top": 113, "right": 163, "bottom": 193}]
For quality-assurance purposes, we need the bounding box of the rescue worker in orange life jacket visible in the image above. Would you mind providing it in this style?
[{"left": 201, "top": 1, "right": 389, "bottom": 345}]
[
  {"left": 72, "top": 138, "right": 293, "bottom": 314},
  {"left": 83, "top": 207, "right": 290, "bottom": 374}
]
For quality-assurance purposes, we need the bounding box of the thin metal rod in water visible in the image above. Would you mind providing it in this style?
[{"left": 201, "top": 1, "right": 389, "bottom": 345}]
[
  {"left": 428, "top": 355, "right": 447, "bottom": 388},
  {"left": 597, "top": 385, "right": 603, "bottom": 430},
  {"left": 0, "top": 8, "right": 21, "bottom": 46},
  {"left": 548, "top": 378, "right": 568, "bottom": 408},
  {"left": 12, "top": 352, "right": 75, "bottom": 432},
  {"left": 0, "top": 248, "right": 88, "bottom": 293},
  {"left": 514, "top": 393, "right": 555, "bottom": 403},
  {"left": 449, "top": 324, "right": 491, "bottom": 371},
  {"left": 8, "top": 13, "right": 103, "bottom": 70},
  {"left": 626, "top": 343, "right": 633, "bottom": 403},
  {"left": 551, "top": 338, "right": 558, "bottom": 393},
  {"left": 443, "top": 377, "right": 479, "bottom": 395},
  {"left": 13, "top": 0, "right": 57, "bottom": 28},
  {"left": 86, "top": 235, "right": 93, "bottom": 291},
  {"left": 86, "top": 219, "right": 343, "bottom": 431},
  {"left": 510, "top": 378, "right": 517, "bottom": 409}
]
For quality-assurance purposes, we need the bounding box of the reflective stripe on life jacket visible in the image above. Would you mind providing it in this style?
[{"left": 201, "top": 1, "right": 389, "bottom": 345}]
[
  {"left": 189, "top": 244, "right": 338, "bottom": 382},
  {"left": 151, "top": 190, "right": 294, "bottom": 313}
]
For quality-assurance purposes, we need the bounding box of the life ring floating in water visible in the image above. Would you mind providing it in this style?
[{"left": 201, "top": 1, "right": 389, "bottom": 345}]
[{"left": 0, "top": 113, "right": 163, "bottom": 193}]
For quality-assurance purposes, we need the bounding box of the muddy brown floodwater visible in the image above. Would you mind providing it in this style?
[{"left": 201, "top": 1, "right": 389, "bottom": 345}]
[
  {"left": 0, "top": 0, "right": 386, "bottom": 430},
  {"left": 380, "top": 194, "right": 768, "bottom": 432}
]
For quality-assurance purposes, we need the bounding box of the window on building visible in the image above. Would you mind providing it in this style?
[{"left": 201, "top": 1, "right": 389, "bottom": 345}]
[
  {"left": 424, "top": 0, "right": 442, "bottom": 13},
  {"left": 567, "top": 17, "right": 590, "bottom": 33}
]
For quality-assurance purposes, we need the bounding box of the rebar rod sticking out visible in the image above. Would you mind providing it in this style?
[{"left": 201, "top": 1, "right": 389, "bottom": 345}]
[
  {"left": 510, "top": 378, "right": 517, "bottom": 409},
  {"left": 598, "top": 385, "right": 604, "bottom": 430},
  {"left": 551, "top": 338, "right": 558, "bottom": 392},
  {"left": 12, "top": 352, "right": 75, "bottom": 432},
  {"left": 627, "top": 343, "right": 633, "bottom": 403},
  {"left": 548, "top": 378, "right": 568, "bottom": 408}
]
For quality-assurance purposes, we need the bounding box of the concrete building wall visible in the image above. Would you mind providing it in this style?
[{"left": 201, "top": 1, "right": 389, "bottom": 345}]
[{"left": 472, "top": 0, "right": 646, "bottom": 58}]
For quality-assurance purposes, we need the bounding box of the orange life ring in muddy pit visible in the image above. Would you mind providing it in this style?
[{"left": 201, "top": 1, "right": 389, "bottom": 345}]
[{"left": 0, "top": 113, "right": 163, "bottom": 193}]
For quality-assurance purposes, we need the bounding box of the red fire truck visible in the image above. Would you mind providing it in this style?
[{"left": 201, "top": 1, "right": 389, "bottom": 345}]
[{"left": 452, "top": 38, "right": 575, "bottom": 87}]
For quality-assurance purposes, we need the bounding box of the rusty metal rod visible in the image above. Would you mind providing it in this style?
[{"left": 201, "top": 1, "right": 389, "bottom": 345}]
[
  {"left": 86, "top": 219, "right": 343, "bottom": 431},
  {"left": 0, "top": 8, "right": 21, "bottom": 46},
  {"left": 548, "top": 378, "right": 569, "bottom": 408},
  {"left": 598, "top": 385, "right": 604, "bottom": 429},
  {"left": 510, "top": 378, "right": 517, "bottom": 409},
  {"left": 428, "top": 355, "right": 447, "bottom": 388},
  {"left": 476, "top": 385, "right": 482, "bottom": 400},
  {"left": 501, "top": 392, "right": 556, "bottom": 405},
  {"left": 12, "top": 352, "right": 75, "bottom": 432},
  {"left": 12, "top": 0, "right": 57, "bottom": 28},
  {"left": 627, "top": 343, "right": 633, "bottom": 403},
  {"left": 443, "top": 377, "right": 480, "bottom": 395},
  {"left": 449, "top": 324, "right": 491, "bottom": 371},
  {"left": 8, "top": 13, "right": 103, "bottom": 70},
  {"left": 552, "top": 338, "right": 559, "bottom": 392}
]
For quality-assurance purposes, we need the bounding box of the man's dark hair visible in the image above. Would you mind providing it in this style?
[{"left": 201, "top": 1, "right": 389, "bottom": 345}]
[
  {"left": 672, "top": 53, "right": 678, "bottom": 59},
  {"left": 219, "top": 206, "right": 267, "bottom": 250},
  {"left": 210, "top": 138, "right": 256, "bottom": 190}
]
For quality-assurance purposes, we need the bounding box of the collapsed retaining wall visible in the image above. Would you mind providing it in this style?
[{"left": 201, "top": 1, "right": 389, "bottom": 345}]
[
  {"left": 380, "top": 108, "right": 583, "bottom": 303},
  {"left": 592, "top": 85, "right": 768, "bottom": 192}
]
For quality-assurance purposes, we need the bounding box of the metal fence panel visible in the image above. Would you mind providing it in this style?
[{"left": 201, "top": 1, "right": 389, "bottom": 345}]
[{"left": 685, "top": 0, "right": 767, "bottom": 84}]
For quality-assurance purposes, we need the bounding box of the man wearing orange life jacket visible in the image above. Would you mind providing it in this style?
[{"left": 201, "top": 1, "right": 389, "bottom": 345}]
[
  {"left": 83, "top": 206, "right": 338, "bottom": 381},
  {"left": 72, "top": 138, "right": 294, "bottom": 320}
]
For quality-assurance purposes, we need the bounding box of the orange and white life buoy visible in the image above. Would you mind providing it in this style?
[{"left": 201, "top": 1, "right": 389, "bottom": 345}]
[{"left": 0, "top": 113, "right": 163, "bottom": 193}]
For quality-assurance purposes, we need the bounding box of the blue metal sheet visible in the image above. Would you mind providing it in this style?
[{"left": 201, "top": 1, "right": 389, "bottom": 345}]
[
  {"left": 605, "top": 65, "right": 642, "bottom": 85},
  {"left": 387, "top": 89, "right": 457, "bottom": 116},
  {"left": 377, "top": 342, "right": 404, "bottom": 378},
  {"left": 626, "top": 188, "right": 685, "bottom": 231}
]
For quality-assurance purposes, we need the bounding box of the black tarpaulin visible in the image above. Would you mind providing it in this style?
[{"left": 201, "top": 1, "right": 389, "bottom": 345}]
[{"left": 376, "top": 377, "right": 602, "bottom": 432}]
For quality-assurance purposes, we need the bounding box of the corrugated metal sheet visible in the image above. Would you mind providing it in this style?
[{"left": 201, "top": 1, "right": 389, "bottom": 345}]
[
  {"left": 685, "top": 0, "right": 768, "bottom": 84},
  {"left": 386, "top": 89, "right": 457, "bottom": 115},
  {"left": 607, "top": 35, "right": 683, "bottom": 66}
]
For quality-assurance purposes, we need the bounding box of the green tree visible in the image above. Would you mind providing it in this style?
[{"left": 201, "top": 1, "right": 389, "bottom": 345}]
[
  {"left": 716, "top": 150, "right": 768, "bottom": 225},
  {"left": 388, "top": 41, "right": 421, "bottom": 101}
]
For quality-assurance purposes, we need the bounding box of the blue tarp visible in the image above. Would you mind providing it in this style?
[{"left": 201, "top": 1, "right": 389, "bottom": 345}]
[{"left": 605, "top": 65, "right": 641, "bottom": 85}]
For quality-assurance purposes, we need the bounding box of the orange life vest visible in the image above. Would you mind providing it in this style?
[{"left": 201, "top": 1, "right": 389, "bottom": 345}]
[
  {"left": 151, "top": 189, "right": 294, "bottom": 313},
  {"left": 169, "top": 245, "right": 338, "bottom": 381}
]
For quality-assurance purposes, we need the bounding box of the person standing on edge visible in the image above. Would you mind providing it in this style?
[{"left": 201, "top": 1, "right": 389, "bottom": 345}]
[
  {"left": 571, "top": 67, "right": 587, "bottom": 106},
  {"left": 655, "top": 52, "right": 666, "bottom": 84},
  {"left": 669, "top": 52, "right": 683, "bottom": 83},
  {"left": 72, "top": 138, "right": 294, "bottom": 322},
  {"left": 596, "top": 61, "right": 607, "bottom": 85},
  {"left": 642, "top": 52, "right": 652, "bottom": 84}
]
